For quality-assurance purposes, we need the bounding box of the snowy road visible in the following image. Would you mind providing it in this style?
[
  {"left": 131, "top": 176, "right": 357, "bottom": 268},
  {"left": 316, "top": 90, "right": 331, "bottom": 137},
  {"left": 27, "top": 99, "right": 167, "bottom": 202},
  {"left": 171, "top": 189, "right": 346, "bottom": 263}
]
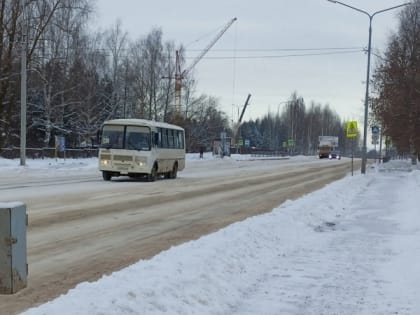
[{"left": 0, "top": 156, "right": 358, "bottom": 315}]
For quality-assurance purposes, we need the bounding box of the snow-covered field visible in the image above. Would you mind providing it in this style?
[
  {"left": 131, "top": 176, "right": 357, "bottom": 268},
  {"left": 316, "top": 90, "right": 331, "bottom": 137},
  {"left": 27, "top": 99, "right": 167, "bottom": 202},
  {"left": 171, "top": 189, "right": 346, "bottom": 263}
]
[{"left": 2, "top": 155, "right": 420, "bottom": 315}]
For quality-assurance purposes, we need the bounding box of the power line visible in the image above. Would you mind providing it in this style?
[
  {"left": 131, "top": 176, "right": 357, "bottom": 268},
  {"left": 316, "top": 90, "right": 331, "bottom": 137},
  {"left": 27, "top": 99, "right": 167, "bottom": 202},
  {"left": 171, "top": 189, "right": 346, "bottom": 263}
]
[
  {"left": 184, "top": 49, "right": 364, "bottom": 60},
  {"left": 29, "top": 46, "right": 365, "bottom": 60},
  {"left": 186, "top": 46, "right": 364, "bottom": 52}
]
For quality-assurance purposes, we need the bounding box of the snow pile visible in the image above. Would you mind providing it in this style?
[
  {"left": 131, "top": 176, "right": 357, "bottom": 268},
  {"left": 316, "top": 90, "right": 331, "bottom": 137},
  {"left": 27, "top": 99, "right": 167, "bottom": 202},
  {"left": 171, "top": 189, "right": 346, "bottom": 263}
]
[{"left": 17, "top": 158, "right": 420, "bottom": 314}]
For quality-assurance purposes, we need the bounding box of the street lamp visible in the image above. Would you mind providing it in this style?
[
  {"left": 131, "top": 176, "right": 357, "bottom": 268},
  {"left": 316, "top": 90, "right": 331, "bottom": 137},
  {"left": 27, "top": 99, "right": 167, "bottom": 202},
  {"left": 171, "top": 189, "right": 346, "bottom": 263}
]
[
  {"left": 20, "top": 0, "right": 27, "bottom": 166},
  {"left": 327, "top": 0, "right": 411, "bottom": 174}
]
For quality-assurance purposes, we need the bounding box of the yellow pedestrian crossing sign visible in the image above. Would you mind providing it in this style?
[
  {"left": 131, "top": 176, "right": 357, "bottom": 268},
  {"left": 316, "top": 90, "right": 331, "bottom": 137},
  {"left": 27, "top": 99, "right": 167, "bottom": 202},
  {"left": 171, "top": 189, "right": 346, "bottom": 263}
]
[{"left": 346, "top": 121, "right": 358, "bottom": 138}]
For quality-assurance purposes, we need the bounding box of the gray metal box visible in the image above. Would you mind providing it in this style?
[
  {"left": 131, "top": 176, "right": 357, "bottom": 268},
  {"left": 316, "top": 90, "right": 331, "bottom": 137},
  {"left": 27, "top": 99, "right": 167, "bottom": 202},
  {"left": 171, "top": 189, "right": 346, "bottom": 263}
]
[{"left": 0, "top": 202, "right": 27, "bottom": 294}]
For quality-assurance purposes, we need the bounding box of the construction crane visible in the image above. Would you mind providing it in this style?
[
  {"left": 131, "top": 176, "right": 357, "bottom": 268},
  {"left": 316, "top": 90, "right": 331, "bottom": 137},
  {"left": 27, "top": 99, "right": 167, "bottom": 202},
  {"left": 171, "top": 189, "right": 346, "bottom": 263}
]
[
  {"left": 173, "top": 17, "right": 237, "bottom": 113},
  {"left": 233, "top": 93, "right": 251, "bottom": 152}
]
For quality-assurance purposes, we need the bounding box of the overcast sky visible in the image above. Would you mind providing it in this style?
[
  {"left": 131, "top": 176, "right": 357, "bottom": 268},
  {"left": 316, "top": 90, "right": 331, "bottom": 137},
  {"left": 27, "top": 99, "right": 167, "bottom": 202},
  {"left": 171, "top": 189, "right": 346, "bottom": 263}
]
[{"left": 91, "top": 0, "right": 408, "bottom": 125}]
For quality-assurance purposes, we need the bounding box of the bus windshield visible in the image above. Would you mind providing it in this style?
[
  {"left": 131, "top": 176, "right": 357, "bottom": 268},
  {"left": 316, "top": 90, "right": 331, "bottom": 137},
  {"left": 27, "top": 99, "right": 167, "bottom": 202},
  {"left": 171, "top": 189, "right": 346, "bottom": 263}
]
[
  {"left": 101, "top": 125, "right": 124, "bottom": 149},
  {"left": 100, "top": 125, "right": 151, "bottom": 151},
  {"left": 125, "top": 126, "right": 150, "bottom": 151}
]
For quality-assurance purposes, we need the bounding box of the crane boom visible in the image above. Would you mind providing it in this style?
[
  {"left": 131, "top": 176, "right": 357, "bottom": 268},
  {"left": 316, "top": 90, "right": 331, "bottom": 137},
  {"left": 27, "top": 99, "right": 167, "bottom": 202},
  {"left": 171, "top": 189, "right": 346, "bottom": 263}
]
[
  {"left": 238, "top": 93, "right": 251, "bottom": 123},
  {"left": 182, "top": 17, "right": 237, "bottom": 76},
  {"left": 233, "top": 94, "right": 251, "bottom": 153},
  {"left": 174, "top": 17, "right": 237, "bottom": 113}
]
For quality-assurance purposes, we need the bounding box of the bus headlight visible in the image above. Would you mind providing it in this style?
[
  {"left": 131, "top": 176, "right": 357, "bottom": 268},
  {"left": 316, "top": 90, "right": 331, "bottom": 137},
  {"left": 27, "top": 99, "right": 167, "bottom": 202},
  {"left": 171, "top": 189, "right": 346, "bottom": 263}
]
[
  {"left": 100, "top": 159, "right": 110, "bottom": 166},
  {"left": 135, "top": 156, "right": 147, "bottom": 166},
  {"left": 99, "top": 153, "right": 111, "bottom": 166}
]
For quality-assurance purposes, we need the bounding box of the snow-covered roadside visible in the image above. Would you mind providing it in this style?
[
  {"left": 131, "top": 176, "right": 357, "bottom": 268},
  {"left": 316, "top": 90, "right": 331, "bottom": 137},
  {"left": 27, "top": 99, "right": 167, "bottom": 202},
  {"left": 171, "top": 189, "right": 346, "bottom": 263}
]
[{"left": 14, "top": 158, "right": 420, "bottom": 315}]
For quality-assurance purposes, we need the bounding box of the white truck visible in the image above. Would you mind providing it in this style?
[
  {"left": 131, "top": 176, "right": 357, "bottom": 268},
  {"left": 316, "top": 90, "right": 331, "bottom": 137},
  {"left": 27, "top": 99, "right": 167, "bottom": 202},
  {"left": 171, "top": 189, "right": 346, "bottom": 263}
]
[{"left": 318, "top": 136, "right": 339, "bottom": 159}]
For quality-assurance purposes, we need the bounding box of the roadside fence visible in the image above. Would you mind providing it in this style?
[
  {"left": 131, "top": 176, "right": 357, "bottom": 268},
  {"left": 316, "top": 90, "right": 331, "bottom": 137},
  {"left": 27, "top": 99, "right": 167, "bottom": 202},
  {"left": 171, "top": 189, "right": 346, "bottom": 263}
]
[{"left": 0, "top": 147, "right": 98, "bottom": 159}]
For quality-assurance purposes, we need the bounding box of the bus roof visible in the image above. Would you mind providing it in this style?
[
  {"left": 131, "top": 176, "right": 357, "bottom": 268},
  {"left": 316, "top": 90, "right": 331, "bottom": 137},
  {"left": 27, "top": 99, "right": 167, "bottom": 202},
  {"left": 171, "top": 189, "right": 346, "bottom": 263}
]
[{"left": 103, "top": 119, "right": 184, "bottom": 131}]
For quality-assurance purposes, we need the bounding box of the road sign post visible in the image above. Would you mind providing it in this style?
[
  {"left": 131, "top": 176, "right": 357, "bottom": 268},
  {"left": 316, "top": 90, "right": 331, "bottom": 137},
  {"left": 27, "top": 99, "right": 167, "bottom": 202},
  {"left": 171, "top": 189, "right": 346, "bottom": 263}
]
[
  {"left": 346, "top": 121, "right": 358, "bottom": 176},
  {"left": 371, "top": 126, "right": 380, "bottom": 163}
]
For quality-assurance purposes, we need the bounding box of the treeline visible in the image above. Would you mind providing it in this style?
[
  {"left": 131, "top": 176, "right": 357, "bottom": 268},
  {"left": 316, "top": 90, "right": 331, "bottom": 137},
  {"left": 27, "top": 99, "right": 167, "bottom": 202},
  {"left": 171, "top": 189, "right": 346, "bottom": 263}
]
[
  {"left": 372, "top": 0, "right": 420, "bottom": 160},
  {"left": 240, "top": 92, "right": 356, "bottom": 155}
]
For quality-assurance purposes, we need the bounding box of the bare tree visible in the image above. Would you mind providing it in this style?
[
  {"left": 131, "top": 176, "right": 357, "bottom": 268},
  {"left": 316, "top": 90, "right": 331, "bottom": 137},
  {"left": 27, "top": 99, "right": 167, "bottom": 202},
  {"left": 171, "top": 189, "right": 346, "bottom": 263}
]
[
  {"left": 104, "top": 20, "right": 128, "bottom": 120},
  {"left": 0, "top": 0, "right": 93, "bottom": 148},
  {"left": 161, "top": 41, "right": 175, "bottom": 121},
  {"left": 26, "top": 0, "right": 92, "bottom": 147},
  {"left": 0, "top": 0, "right": 21, "bottom": 147},
  {"left": 127, "top": 28, "right": 177, "bottom": 121},
  {"left": 372, "top": 0, "right": 420, "bottom": 160}
]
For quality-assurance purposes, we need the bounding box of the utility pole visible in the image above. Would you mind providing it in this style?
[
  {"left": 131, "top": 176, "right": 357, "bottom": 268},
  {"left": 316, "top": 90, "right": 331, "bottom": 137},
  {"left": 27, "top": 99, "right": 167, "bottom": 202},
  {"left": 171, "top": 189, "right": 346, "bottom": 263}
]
[{"left": 20, "top": 0, "right": 27, "bottom": 166}]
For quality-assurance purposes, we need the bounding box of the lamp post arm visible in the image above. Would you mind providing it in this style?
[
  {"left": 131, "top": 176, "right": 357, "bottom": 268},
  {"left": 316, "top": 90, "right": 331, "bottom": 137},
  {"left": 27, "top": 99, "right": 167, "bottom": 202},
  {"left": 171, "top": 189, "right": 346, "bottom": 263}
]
[
  {"left": 327, "top": 1, "right": 411, "bottom": 20},
  {"left": 327, "top": 0, "right": 371, "bottom": 18},
  {"left": 372, "top": 3, "right": 412, "bottom": 18}
]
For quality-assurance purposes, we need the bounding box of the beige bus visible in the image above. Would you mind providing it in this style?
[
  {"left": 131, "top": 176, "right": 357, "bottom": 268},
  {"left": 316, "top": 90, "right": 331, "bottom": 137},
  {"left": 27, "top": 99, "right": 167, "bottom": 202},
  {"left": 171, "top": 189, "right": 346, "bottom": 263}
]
[{"left": 98, "top": 119, "right": 185, "bottom": 181}]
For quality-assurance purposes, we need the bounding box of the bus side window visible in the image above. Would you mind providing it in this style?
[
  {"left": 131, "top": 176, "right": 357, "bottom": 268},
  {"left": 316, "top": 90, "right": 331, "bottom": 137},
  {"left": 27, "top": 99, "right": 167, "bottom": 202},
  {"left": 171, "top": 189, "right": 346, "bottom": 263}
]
[
  {"left": 162, "top": 129, "right": 168, "bottom": 148},
  {"left": 174, "top": 131, "right": 179, "bottom": 148},
  {"left": 168, "top": 129, "right": 174, "bottom": 148},
  {"left": 154, "top": 132, "right": 160, "bottom": 147},
  {"left": 177, "top": 130, "right": 184, "bottom": 149}
]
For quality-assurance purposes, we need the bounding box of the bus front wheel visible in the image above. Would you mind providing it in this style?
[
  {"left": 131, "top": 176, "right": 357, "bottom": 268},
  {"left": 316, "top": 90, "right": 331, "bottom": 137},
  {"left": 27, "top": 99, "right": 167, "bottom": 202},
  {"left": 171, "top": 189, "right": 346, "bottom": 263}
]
[
  {"left": 148, "top": 165, "right": 157, "bottom": 182},
  {"left": 169, "top": 163, "right": 178, "bottom": 179},
  {"left": 102, "top": 171, "right": 112, "bottom": 181}
]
